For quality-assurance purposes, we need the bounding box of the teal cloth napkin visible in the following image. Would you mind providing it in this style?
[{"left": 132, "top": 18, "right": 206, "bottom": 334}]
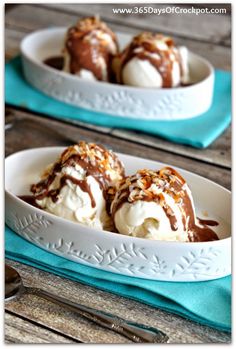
[
  {"left": 5, "top": 226, "right": 231, "bottom": 332},
  {"left": 5, "top": 57, "right": 231, "bottom": 149}
]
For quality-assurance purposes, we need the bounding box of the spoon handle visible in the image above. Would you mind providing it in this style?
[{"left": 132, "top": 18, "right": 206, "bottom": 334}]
[{"left": 28, "top": 287, "right": 168, "bottom": 343}]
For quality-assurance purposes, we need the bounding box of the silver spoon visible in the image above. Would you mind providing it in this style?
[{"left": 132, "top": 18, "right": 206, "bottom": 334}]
[{"left": 5, "top": 264, "right": 169, "bottom": 343}]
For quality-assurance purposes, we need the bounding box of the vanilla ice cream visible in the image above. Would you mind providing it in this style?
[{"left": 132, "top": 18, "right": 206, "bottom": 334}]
[
  {"left": 63, "top": 16, "right": 118, "bottom": 82},
  {"left": 111, "top": 167, "right": 218, "bottom": 242},
  {"left": 113, "top": 32, "right": 189, "bottom": 88},
  {"left": 31, "top": 142, "right": 125, "bottom": 230}
]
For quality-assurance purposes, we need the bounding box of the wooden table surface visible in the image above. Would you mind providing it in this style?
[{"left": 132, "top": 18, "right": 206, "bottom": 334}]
[{"left": 5, "top": 3, "right": 231, "bottom": 344}]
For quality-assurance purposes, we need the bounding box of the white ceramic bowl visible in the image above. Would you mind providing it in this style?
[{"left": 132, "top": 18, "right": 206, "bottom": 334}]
[
  {"left": 20, "top": 28, "right": 214, "bottom": 120},
  {"left": 5, "top": 147, "right": 231, "bottom": 282}
]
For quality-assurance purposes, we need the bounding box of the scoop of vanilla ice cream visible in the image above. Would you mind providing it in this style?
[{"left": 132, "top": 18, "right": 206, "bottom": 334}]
[
  {"left": 31, "top": 142, "right": 125, "bottom": 230},
  {"left": 63, "top": 16, "right": 118, "bottom": 82},
  {"left": 63, "top": 53, "right": 98, "bottom": 81},
  {"left": 76, "top": 68, "right": 98, "bottom": 81},
  {"left": 35, "top": 164, "right": 108, "bottom": 229},
  {"left": 122, "top": 58, "right": 163, "bottom": 88},
  {"left": 111, "top": 167, "right": 196, "bottom": 241},
  {"left": 178, "top": 46, "right": 189, "bottom": 84},
  {"left": 114, "top": 196, "right": 189, "bottom": 241},
  {"left": 115, "top": 32, "right": 190, "bottom": 88}
]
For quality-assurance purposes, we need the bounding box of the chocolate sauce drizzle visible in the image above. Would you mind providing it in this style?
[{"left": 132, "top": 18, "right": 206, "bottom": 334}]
[
  {"left": 18, "top": 195, "right": 42, "bottom": 209},
  {"left": 44, "top": 56, "right": 64, "bottom": 70},
  {"left": 43, "top": 30, "right": 192, "bottom": 88},
  {"left": 65, "top": 17, "right": 118, "bottom": 81},
  {"left": 112, "top": 167, "right": 219, "bottom": 242},
  {"left": 43, "top": 55, "right": 192, "bottom": 88},
  {"left": 117, "top": 33, "right": 184, "bottom": 88},
  {"left": 18, "top": 146, "right": 218, "bottom": 243},
  {"left": 30, "top": 143, "right": 124, "bottom": 212}
]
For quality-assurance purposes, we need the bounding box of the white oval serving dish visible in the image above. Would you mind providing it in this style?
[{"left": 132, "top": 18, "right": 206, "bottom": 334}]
[
  {"left": 5, "top": 147, "right": 231, "bottom": 282},
  {"left": 20, "top": 28, "right": 214, "bottom": 120}
]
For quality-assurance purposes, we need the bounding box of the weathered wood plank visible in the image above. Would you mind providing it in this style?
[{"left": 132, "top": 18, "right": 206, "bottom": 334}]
[
  {"left": 5, "top": 312, "right": 77, "bottom": 343},
  {"left": 23, "top": 3, "right": 232, "bottom": 46},
  {"left": 110, "top": 128, "right": 231, "bottom": 169},
  {"left": 5, "top": 4, "right": 231, "bottom": 69},
  {"left": 5, "top": 262, "right": 131, "bottom": 344},
  {"left": 5, "top": 260, "right": 231, "bottom": 344},
  {"left": 5, "top": 304, "right": 128, "bottom": 344},
  {"left": 5, "top": 27, "right": 26, "bottom": 61},
  {"left": 5, "top": 107, "right": 231, "bottom": 189}
]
